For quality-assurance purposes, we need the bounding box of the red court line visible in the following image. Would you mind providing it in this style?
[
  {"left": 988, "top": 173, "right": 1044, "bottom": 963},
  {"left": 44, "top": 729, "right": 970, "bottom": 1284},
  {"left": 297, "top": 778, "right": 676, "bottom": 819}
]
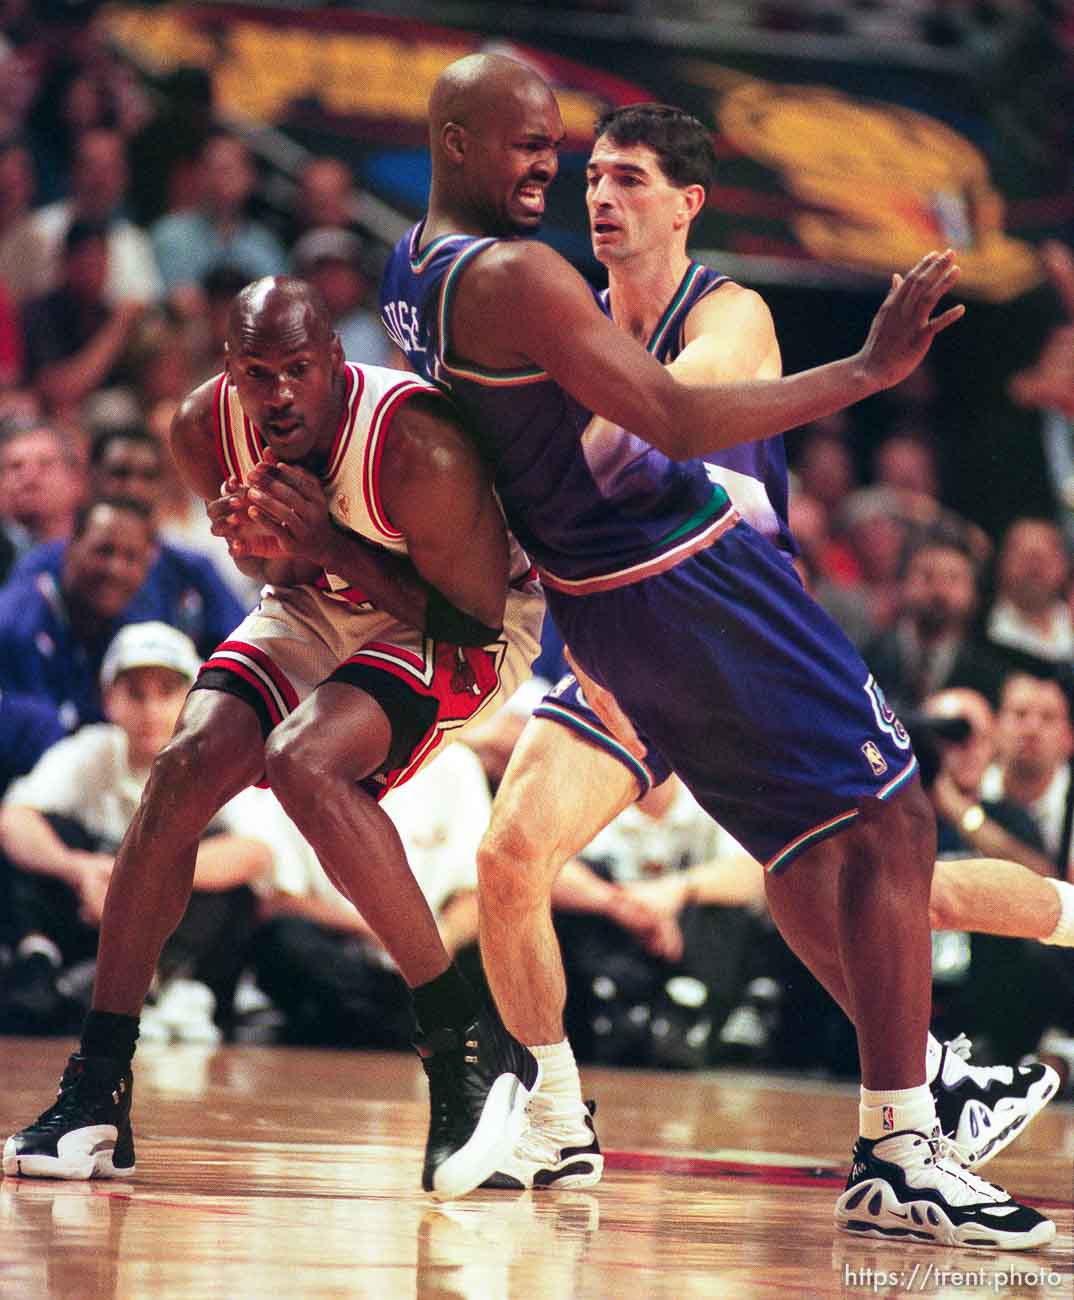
[{"left": 604, "top": 1149, "right": 1074, "bottom": 1211}]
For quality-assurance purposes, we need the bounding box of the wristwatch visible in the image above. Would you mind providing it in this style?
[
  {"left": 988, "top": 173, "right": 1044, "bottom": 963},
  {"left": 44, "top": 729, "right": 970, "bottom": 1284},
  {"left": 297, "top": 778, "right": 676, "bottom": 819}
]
[{"left": 960, "top": 804, "right": 986, "bottom": 835}]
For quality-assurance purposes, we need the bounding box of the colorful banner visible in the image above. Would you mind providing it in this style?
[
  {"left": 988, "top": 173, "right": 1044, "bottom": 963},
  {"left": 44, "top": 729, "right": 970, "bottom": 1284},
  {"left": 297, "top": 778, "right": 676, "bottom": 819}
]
[{"left": 104, "top": 4, "right": 1070, "bottom": 302}]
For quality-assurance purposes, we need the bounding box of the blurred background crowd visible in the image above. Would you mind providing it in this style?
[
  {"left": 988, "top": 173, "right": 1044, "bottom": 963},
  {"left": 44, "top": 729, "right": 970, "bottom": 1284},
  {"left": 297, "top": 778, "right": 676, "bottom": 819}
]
[{"left": 0, "top": 0, "right": 1072, "bottom": 1091}]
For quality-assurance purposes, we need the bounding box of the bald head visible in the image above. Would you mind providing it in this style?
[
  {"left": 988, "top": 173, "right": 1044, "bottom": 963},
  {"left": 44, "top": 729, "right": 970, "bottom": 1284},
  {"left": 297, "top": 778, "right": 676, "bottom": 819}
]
[
  {"left": 426, "top": 54, "right": 563, "bottom": 236},
  {"left": 429, "top": 53, "right": 554, "bottom": 142},
  {"left": 227, "top": 277, "right": 333, "bottom": 357},
  {"left": 224, "top": 277, "right": 345, "bottom": 469}
]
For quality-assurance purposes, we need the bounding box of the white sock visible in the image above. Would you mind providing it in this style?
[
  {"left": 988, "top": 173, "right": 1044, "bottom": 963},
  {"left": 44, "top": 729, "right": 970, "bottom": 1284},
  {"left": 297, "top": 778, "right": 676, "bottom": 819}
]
[
  {"left": 1043, "top": 878, "right": 1074, "bottom": 946},
  {"left": 860, "top": 1083, "right": 936, "bottom": 1139},
  {"left": 530, "top": 1040, "right": 585, "bottom": 1117}
]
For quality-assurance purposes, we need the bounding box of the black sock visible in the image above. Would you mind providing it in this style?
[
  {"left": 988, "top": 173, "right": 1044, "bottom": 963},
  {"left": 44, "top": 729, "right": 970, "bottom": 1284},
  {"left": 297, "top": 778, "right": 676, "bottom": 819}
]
[
  {"left": 80, "top": 1011, "right": 139, "bottom": 1066},
  {"left": 411, "top": 964, "right": 480, "bottom": 1036}
]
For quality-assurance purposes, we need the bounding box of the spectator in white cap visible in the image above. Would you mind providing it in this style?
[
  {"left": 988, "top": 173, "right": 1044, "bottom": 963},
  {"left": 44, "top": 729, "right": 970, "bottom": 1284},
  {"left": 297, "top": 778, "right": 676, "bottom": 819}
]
[
  {"left": 290, "top": 226, "right": 392, "bottom": 367},
  {"left": 0, "top": 622, "right": 273, "bottom": 1038}
]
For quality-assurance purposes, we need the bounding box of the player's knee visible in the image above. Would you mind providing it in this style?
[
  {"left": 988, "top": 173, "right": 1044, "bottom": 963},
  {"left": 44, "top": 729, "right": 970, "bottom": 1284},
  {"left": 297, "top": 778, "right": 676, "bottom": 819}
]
[
  {"left": 144, "top": 721, "right": 250, "bottom": 821},
  {"left": 263, "top": 714, "right": 318, "bottom": 800},
  {"left": 476, "top": 825, "right": 549, "bottom": 914}
]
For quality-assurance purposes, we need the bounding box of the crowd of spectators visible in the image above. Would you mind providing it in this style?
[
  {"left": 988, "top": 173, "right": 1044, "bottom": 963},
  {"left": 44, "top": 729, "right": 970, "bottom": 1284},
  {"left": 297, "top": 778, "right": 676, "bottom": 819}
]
[{"left": 0, "top": 8, "right": 1070, "bottom": 1091}]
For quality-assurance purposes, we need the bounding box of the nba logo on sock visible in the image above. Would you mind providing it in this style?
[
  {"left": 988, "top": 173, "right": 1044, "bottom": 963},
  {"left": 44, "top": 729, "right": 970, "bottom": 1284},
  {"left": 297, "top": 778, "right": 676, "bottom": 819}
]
[{"left": 882, "top": 1105, "right": 895, "bottom": 1131}]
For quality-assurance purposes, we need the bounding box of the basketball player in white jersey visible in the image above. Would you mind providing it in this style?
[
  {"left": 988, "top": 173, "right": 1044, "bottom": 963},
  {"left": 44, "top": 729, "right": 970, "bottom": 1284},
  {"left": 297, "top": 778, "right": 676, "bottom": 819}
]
[{"left": 4, "top": 278, "right": 544, "bottom": 1201}]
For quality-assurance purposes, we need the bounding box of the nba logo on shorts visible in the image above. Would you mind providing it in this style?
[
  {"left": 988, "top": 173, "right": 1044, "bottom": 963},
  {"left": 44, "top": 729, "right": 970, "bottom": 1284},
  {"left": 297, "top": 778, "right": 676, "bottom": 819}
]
[
  {"left": 861, "top": 740, "right": 888, "bottom": 776},
  {"left": 882, "top": 1105, "right": 895, "bottom": 1131}
]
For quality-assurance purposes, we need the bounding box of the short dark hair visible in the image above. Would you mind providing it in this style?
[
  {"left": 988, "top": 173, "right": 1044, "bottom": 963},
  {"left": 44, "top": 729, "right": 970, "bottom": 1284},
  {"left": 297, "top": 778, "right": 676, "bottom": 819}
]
[
  {"left": 89, "top": 426, "right": 160, "bottom": 468},
  {"left": 594, "top": 104, "right": 716, "bottom": 194},
  {"left": 72, "top": 495, "right": 153, "bottom": 539},
  {"left": 899, "top": 525, "right": 982, "bottom": 584}
]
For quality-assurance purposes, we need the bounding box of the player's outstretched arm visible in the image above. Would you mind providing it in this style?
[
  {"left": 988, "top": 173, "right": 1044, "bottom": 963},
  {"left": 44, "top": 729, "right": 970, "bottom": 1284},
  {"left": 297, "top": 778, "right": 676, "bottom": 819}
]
[{"left": 460, "top": 243, "right": 962, "bottom": 460}]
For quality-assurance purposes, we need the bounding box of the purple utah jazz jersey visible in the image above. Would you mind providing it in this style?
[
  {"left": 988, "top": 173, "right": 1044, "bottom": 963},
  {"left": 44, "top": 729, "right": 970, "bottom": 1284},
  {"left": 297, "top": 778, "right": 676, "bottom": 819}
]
[
  {"left": 381, "top": 225, "right": 735, "bottom": 590},
  {"left": 596, "top": 271, "right": 796, "bottom": 558}
]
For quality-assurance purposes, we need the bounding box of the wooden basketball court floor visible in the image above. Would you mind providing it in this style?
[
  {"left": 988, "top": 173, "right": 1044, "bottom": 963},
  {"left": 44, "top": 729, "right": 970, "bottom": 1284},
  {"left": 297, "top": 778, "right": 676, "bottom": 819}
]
[{"left": 1, "top": 1040, "right": 1070, "bottom": 1300}]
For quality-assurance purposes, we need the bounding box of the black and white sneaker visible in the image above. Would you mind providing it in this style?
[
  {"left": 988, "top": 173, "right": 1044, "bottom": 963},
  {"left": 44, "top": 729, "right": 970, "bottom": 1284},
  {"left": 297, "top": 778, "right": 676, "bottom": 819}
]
[
  {"left": 3, "top": 1054, "right": 135, "bottom": 1180},
  {"left": 415, "top": 1007, "right": 540, "bottom": 1200},
  {"left": 483, "top": 1098, "right": 603, "bottom": 1190},
  {"left": 931, "top": 1033, "right": 1060, "bottom": 1169},
  {"left": 836, "top": 1125, "right": 1055, "bottom": 1250}
]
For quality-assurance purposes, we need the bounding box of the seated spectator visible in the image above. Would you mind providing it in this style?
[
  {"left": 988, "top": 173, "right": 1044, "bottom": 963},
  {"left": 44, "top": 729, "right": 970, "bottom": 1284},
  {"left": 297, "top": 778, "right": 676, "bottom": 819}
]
[
  {"left": 787, "top": 489, "right": 874, "bottom": 646},
  {"left": 246, "top": 742, "right": 489, "bottom": 1048},
  {"left": 13, "top": 428, "right": 247, "bottom": 654},
  {"left": 28, "top": 127, "right": 162, "bottom": 306},
  {"left": 0, "top": 139, "right": 50, "bottom": 305},
  {"left": 980, "top": 669, "right": 1074, "bottom": 869},
  {"left": 185, "top": 264, "right": 249, "bottom": 386},
  {"left": 826, "top": 487, "right": 912, "bottom": 639},
  {"left": 0, "top": 420, "right": 85, "bottom": 576},
  {"left": 919, "top": 686, "right": 1053, "bottom": 872},
  {"left": 151, "top": 131, "right": 287, "bottom": 318},
  {"left": 791, "top": 423, "right": 857, "bottom": 515},
  {"left": 985, "top": 517, "right": 1074, "bottom": 665},
  {"left": 961, "top": 669, "right": 1074, "bottom": 1062},
  {"left": 550, "top": 774, "right": 762, "bottom": 1071},
  {"left": 863, "top": 528, "right": 1006, "bottom": 715},
  {"left": 873, "top": 429, "right": 941, "bottom": 502},
  {"left": 20, "top": 218, "right": 145, "bottom": 415},
  {"left": 0, "top": 622, "right": 272, "bottom": 1036},
  {"left": 0, "top": 496, "right": 156, "bottom": 731},
  {"left": 295, "top": 156, "right": 359, "bottom": 236},
  {"left": 0, "top": 690, "right": 66, "bottom": 802},
  {"left": 291, "top": 228, "right": 392, "bottom": 367}
]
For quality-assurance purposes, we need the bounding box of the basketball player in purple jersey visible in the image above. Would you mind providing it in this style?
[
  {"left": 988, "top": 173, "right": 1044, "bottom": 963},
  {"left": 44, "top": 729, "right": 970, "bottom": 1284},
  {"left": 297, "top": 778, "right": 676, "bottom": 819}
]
[
  {"left": 472, "top": 105, "right": 1062, "bottom": 1195},
  {"left": 380, "top": 57, "right": 1053, "bottom": 1248}
]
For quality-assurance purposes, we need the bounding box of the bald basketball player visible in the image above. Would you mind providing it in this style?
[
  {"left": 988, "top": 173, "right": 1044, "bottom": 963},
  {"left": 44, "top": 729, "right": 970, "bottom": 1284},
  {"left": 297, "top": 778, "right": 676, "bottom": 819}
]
[
  {"left": 380, "top": 58, "right": 1054, "bottom": 1248},
  {"left": 4, "top": 277, "right": 545, "bottom": 1200}
]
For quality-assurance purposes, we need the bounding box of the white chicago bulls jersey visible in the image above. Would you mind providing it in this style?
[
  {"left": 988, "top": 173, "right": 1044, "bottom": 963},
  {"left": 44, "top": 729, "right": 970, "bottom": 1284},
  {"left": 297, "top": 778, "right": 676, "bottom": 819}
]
[
  {"left": 214, "top": 361, "right": 531, "bottom": 602},
  {"left": 214, "top": 361, "right": 436, "bottom": 603}
]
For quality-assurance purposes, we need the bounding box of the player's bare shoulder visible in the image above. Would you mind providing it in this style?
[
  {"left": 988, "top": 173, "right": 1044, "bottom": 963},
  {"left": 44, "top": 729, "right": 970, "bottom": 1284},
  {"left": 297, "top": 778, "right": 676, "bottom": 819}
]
[
  {"left": 380, "top": 388, "right": 485, "bottom": 496},
  {"left": 453, "top": 238, "right": 598, "bottom": 369},
  {"left": 686, "top": 280, "right": 775, "bottom": 341},
  {"left": 170, "top": 374, "right": 227, "bottom": 498}
]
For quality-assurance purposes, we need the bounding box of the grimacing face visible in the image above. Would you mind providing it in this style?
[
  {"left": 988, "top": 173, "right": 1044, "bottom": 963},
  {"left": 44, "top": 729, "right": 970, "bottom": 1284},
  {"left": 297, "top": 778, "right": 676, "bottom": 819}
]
[{"left": 460, "top": 82, "right": 563, "bottom": 235}]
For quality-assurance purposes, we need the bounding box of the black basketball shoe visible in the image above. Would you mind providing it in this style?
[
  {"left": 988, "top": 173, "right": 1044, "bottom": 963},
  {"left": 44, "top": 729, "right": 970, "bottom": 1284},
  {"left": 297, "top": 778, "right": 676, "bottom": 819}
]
[
  {"left": 930, "top": 1033, "right": 1060, "bottom": 1169},
  {"left": 3, "top": 1054, "right": 135, "bottom": 1180},
  {"left": 835, "top": 1125, "right": 1055, "bottom": 1250},
  {"left": 415, "top": 1007, "right": 540, "bottom": 1199},
  {"left": 483, "top": 1097, "right": 603, "bottom": 1190}
]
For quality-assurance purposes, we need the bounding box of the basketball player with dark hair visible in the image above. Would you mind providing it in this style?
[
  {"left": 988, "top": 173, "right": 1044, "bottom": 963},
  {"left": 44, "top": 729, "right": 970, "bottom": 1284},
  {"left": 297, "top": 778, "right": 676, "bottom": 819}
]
[
  {"left": 4, "top": 277, "right": 545, "bottom": 1200},
  {"left": 463, "top": 103, "right": 1062, "bottom": 1198},
  {"left": 379, "top": 59, "right": 1053, "bottom": 1248}
]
